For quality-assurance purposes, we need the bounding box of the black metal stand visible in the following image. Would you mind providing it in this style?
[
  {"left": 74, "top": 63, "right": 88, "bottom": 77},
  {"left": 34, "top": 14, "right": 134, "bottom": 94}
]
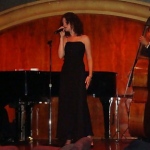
[
  {"left": 47, "top": 40, "right": 53, "bottom": 145},
  {"left": 46, "top": 39, "right": 59, "bottom": 146},
  {"left": 120, "top": 95, "right": 133, "bottom": 139}
]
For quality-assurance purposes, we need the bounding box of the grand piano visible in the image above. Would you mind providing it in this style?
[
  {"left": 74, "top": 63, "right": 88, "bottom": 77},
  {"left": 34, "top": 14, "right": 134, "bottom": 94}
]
[
  {"left": 0, "top": 71, "right": 116, "bottom": 141},
  {"left": 0, "top": 71, "right": 58, "bottom": 142}
]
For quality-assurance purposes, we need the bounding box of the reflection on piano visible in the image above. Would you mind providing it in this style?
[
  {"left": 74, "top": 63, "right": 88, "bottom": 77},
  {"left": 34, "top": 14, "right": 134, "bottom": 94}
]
[
  {"left": 87, "top": 71, "right": 116, "bottom": 97},
  {"left": 0, "top": 71, "right": 116, "bottom": 141},
  {"left": 0, "top": 71, "right": 60, "bottom": 103},
  {"left": 87, "top": 71, "right": 116, "bottom": 139},
  {"left": 0, "top": 71, "right": 60, "bottom": 141}
]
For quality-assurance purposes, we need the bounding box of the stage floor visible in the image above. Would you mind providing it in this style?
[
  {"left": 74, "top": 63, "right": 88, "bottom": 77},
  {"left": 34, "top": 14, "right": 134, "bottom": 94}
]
[{"left": 0, "top": 139, "right": 135, "bottom": 150}]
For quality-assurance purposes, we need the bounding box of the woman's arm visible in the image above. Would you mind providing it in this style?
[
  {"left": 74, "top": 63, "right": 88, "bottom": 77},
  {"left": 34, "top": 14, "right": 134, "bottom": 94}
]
[
  {"left": 58, "top": 29, "right": 66, "bottom": 59},
  {"left": 83, "top": 35, "right": 93, "bottom": 89}
]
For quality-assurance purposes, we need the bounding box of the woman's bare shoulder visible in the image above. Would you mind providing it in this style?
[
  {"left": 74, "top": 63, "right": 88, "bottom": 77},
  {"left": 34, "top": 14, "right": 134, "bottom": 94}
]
[{"left": 81, "top": 35, "right": 90, "bottom": 43}]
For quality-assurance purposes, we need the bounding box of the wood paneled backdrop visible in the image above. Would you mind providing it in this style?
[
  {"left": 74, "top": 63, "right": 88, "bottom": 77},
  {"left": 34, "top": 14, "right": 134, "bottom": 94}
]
[
  {"left": 0, "top": 14, "right": 144, "bottom": 94},
  {"left": 0, "top": 14, "right": 144, "bottom": 139}
]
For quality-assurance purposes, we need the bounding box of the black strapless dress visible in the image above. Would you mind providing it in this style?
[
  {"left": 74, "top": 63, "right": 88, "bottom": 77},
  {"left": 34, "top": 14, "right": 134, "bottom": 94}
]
[{"left": 56, "top": 42, "right": 93, "bottom": 142}]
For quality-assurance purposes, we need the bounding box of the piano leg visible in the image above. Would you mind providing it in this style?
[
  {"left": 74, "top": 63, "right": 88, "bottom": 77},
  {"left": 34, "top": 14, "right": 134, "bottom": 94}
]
[
  {"left": 25, "top": 103, "right": 32, "bottom": 140},
  {"left": 16, "top": 101, "right": 26, "bottom": 141},
  {"left": 16, "top": 101, "right": 34, "bottom": 142},
  {"left": 99, "top": 96, "right": 111, "bottom": 139}
]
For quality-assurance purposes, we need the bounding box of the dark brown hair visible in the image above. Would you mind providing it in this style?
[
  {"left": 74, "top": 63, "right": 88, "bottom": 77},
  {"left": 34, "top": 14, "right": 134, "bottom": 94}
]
[{"left": 61, "top": 12, "right": 83, "bottom": 36}]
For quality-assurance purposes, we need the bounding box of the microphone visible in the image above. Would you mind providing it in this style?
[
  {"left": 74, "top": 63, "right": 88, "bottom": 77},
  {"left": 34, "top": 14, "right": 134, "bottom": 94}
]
[{"left": 54, "top": 28, "right": 64, "bottom": 34}]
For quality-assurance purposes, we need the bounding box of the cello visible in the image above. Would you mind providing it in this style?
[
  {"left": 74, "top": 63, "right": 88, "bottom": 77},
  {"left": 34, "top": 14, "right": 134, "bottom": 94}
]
[{"left": 126, "top": 17, "right": 150, "bottom": 138}]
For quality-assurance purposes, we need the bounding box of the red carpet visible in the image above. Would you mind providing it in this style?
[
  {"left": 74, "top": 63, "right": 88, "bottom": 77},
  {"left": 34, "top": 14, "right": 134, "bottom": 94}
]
[{"left": 0, "top": 146, "right": 19, "bottom": 150}]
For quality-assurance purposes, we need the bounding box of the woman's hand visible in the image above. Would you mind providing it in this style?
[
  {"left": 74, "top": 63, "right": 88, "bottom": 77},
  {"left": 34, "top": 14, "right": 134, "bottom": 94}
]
[
  {"left": 85, "top": 76, "right": 92, "bottom": 89},
  {"left": 59, "top": 26, "right": 65, "bottom": 37}
]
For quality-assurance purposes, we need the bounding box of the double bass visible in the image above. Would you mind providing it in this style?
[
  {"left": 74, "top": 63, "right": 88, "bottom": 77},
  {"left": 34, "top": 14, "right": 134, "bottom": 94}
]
[{"left": 126, "top": 17, "right": 150, "bottom": 138}]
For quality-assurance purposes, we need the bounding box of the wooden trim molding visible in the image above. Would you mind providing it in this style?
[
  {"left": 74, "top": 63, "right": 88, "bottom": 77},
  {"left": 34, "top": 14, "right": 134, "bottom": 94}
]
[{"left": 0, "top": 0, "right": 150, "bottom": 31}]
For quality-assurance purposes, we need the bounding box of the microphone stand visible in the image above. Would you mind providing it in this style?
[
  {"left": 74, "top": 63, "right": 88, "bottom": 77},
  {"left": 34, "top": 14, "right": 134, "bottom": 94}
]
[
  {"left": 47, "top": 38, "right": 59, "bottom": 147},
  {"left": 47, "top": 40, "right": 53, "bottom": 145}
]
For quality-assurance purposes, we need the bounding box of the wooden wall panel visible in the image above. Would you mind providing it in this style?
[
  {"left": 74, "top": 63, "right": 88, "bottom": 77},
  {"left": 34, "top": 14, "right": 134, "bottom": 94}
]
[
  {"left": 0, "top": 16, "right": 62, "bottom": 71},
  {"left": 0, "top": 14, "right": 144, "bottom": 95}
]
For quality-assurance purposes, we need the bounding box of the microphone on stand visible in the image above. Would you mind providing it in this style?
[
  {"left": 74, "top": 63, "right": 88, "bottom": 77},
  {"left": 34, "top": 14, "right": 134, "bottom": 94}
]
[{"left": 54, "top": 28, "right": 64, "bottom": 34}]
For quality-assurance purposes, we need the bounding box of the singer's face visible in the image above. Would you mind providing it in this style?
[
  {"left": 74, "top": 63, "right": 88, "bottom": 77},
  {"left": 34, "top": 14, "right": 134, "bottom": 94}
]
[{"left": 62, "top": 18, "right": 71, "bottom": 32}]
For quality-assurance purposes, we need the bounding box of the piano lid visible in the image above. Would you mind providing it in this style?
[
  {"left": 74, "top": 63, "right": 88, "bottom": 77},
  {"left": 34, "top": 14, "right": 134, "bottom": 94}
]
[
  {"left": 0, "top": 71, "right": 60, "bottom": 103},
  {"left": 0, "top": 71, "right": 116, "bottom": 106}
]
